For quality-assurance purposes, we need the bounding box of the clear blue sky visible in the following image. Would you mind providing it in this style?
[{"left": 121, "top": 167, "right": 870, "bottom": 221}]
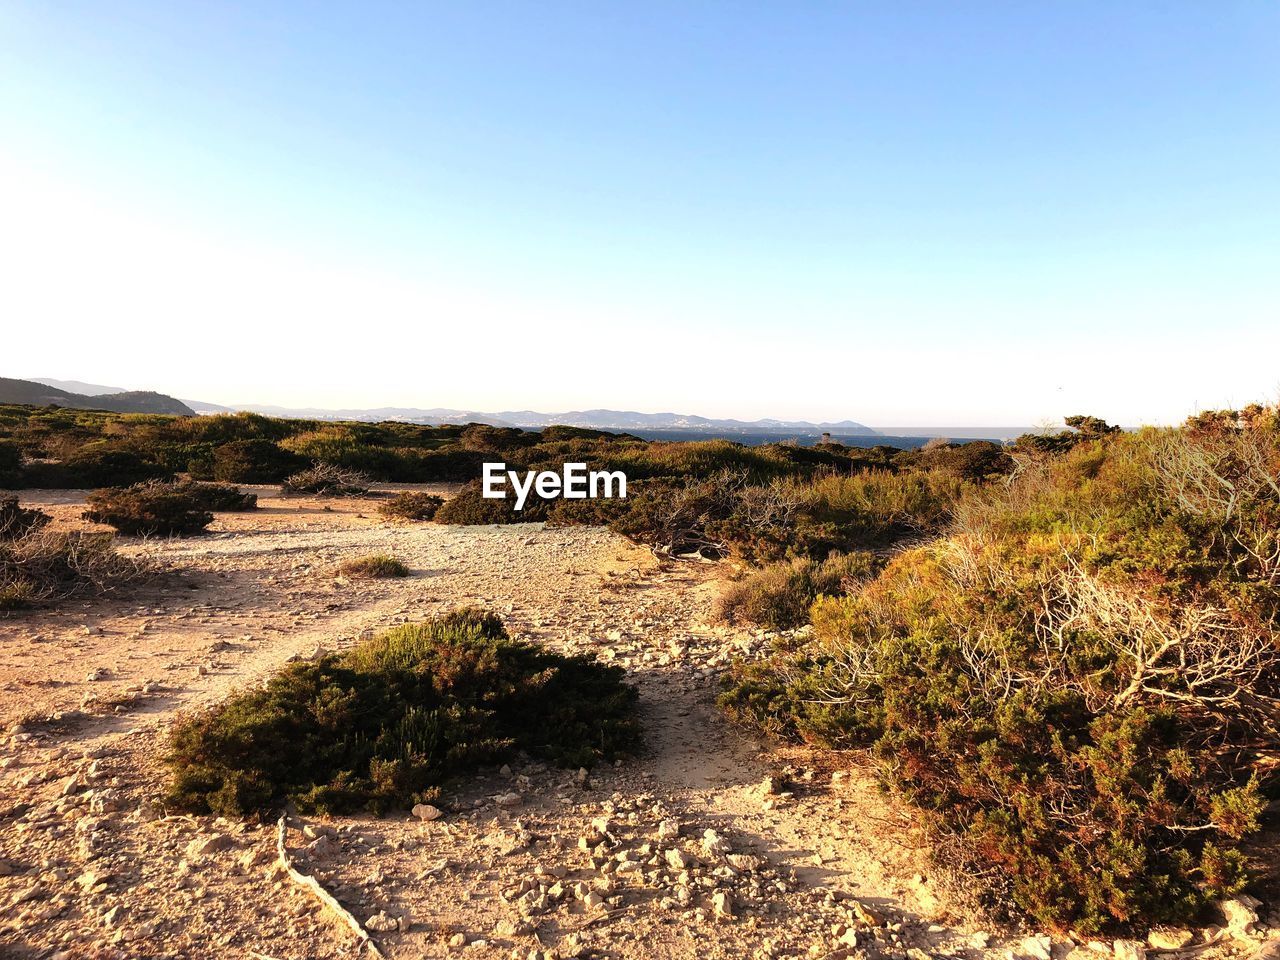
[{"left": 3, "top": 2, "right": 1277, "bottom": 425}]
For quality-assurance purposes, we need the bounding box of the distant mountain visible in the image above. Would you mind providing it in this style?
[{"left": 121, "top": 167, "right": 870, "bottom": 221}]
[
  {"left": 32, "top": 377, "right": 129, "bottom": 396},
  {"left": 488, "top": 409, "right": 881, "bottom": 435},
  {"left": 186, "top": 402, "right": 881, "bottom": 436},
  {"left": 2, "top": 377, "right": 194, "bottom": 415},
  {"left": 33, "top": 377, "right": 221, "bottom": 415},
  {"left": 183, "top": 399, "right": 237, "bottom": 414},
  {"left": 26, "top": 378, "right": 1026, "bottom": 439}
]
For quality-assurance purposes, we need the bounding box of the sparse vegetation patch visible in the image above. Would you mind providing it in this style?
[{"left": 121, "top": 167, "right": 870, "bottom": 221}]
[{"left": 1, "top": 522, "right": 149, "bottom": 611}]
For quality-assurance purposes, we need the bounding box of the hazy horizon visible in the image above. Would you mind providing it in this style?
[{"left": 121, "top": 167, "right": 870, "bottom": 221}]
[
  {"left": 14, "top": 372, "right": 1158, "bottom": 432},
  {"left": 5, "top": 3, "right": 1278, "bottom": 424}
]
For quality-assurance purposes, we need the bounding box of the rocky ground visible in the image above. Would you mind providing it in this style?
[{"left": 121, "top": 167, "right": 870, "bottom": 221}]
[{"left": 1, "top": 487, "right": 1275, "bottom": 960}]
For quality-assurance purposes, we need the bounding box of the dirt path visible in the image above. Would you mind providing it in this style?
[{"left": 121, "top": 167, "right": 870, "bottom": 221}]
[{"left": 2, "top": 488, "right": 1009, "bottom": 959}]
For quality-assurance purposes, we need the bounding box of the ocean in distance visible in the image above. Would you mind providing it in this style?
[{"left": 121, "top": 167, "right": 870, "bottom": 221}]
[{"left": 621, "top": 429, "right": 1005, "bottom": 449}]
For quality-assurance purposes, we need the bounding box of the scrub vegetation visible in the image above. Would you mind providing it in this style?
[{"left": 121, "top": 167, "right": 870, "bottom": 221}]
[
  {"left": 83, "top": 480, "right": 256, "bottom": 536},
  {"left": 164, "top": 609, "right": 639, "bottom": 818},
  {"left": 721, "top": 405, "right": 1280, "bottom": 932}
]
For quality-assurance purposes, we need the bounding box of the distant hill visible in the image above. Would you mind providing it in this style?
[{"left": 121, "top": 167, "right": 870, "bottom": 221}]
[
  {"left": 179, "top": 402, "right": 883, "bottom": 436},
  {"left": 2, "top": 377, "right": 194, "bottom": 415},
  {"left": 23, "top": 378, "right": 1029, "bottom": 439},
  {"left": 31, "top": 377, "right": 129, "bottom": 396}
]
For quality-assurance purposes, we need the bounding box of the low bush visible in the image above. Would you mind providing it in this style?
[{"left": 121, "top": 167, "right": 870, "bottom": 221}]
[
  {"left": 84, "top": 482, "right": 214, "bottom": 536},
  {"left": 435, "top": 482, "right": 548, "bottom": 524},
  {"left": 164, "top": 609, "right": 640, "bottom": 817},
  {"left": 897, "top": 440, "right": 1014, "bottom": 482},
  {"left": 172, "top": 480, "right": 258, "bottom": 512},
  {"left": 1, "top": 526, "right": 148, "bottom": 610},
  {"left": 379, "top": 491, "right": 444, "bottom": 521},
  {"left": 715, "top": 551, "right": 882, "bottom": 630},
  {"left": 339, "top": 554, "right": 410, "bottom": 578},
  {"left": 282, "top": 462, "right": 372, "bottom": 496}
]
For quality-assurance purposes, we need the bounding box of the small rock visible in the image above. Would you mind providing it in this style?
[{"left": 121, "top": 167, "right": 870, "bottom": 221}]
[
  {"left": 1114, "top": 939, "right": 1146, "bottom": 960},
  {"left": 711, "top": 890, "right": 734, "bottom": 920},
  {"left": 850, "top": 901, "right": 884, "bottom": 927},
  {"left": 1147, "top": 931, "right": 1194, "bottom": 951},
  {"left": 1022, "top": 935, "right": 1053, "bottom": 960},
  {"left": 365, "top": 912, "right": 399, "bottom": 933},
  {"left": 701, "top": 829, "right": 730, "bottom": 857},
  {"left": 1219, "top": 898, "right": 1260, "bottom": 936},
  {"left": 185, "top": 834, "right": 235, "bottom": 858},
  {"left": 412, "top": 803, "right": 443, "bottom": 822},
  {"left": 495, "top": 792, "right": 522, "bottom": 808}
]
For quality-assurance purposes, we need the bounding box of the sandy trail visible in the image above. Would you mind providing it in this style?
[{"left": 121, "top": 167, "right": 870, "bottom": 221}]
[{"left": 2, "top": 488, "right": 992, "bottom": 960}]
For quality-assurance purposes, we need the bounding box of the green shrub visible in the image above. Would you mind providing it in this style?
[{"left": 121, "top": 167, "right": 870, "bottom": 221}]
[
  {"left": 379, "top": 491, "right": 444, "bottom": 521},
  {"left": 338, "top": 554, "right": 410, "bottom": 578},
  {"left": 0, "top": 441, "right": 22, "bottom": 488},
  {"left": 282, "top": 462, "right": 371, "bottom": 496},
  {"left": 172, "top": 480, "right": 258, "bottom": 512},
  {"left": 397, "top": 448, "right": 492, "bottom": 482},
  {"left": 212, "top": 439, "right": 306, "bottom": 483},
  {"left": 22, "top": 447, "right": 172, "bottom": 489},
  {"left": 84, "top": 481, "right": 214, "bottom": 536},
  {"left": 720, "top": 417, "right": 1280, "bottom": 933},
  {"left": 280, "top": 427, "right": 405, "bottom": 475},
  {"left": 435, "top": 482, "right": 549, "bottom": 524},
  {"left": 164, "top": 609, "right": 640, "bottom": 817},
  {"left": 898, "top": 440, "right": 1014, "bottom": 482},
  {"left": 716, "top": 551, "right": 882, "bottom": 629}
]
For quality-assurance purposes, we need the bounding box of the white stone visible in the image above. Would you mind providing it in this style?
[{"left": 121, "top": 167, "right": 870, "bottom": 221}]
[
  {"left": 1147, "top": 931, "right": 1193, "bottom": 951},
  {"left": 711, "top": 890, "right": 733, "bottom": 919},
  {"left": 366, "top": 912, "right": 399, "bottom": 933}
]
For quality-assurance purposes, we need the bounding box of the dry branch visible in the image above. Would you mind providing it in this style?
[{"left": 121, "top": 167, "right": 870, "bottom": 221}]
[{"left": 275, "top": 814, "right": 384, "bottom": 958}]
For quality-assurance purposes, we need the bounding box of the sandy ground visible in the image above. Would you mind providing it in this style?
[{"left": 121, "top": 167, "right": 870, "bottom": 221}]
[{"left": 1, "top": 488, "right": 1273, "bottom": 960}]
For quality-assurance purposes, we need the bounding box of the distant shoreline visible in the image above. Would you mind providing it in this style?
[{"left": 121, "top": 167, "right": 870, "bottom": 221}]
[{"left": 621, "top": 428, "right": 1009, "bottom": 449}]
